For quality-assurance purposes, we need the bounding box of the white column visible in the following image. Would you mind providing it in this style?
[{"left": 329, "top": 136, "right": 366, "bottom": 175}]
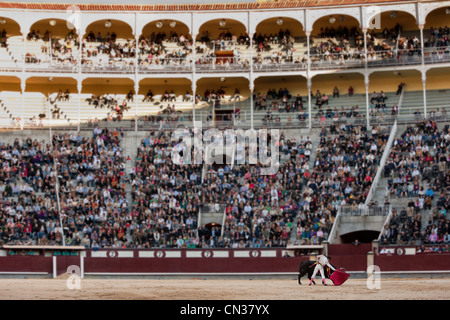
[
  {"left": 419, "top": 25, "right": 427, "bottom": 118},
  {"left": 363, "top": 28, "right": 370, "bottom": 127},
  {"left": 22, "top": 34, "right": 26, "bottom": 72},
  {"left": 306, "top": 31, "right": 311, "bottom": 71},
  {"left": 192, "top": 33, "right": 197, "bottom": 72},
  {"left": 192, "top": 32, "right": 197, "bottom": 125},
  {"left": 192, "top": 81, "right": 196, "bottom": 124},
  {"left": 307, "top": 77, "right": 312, "bottom": 129},
  {"left": 20, "top": 78, "right": 25, "bottom": 129},
  {"left": 363, "top": 28, "right": 368, "bottom": 70},
  {"left": 249, "top": 32, "right": 254, "bottom": 130},
  {"left": 21, "top": 33, "right": 26, "bottom": 129},
  {"left": 135, "top": 34, "right": 139, "bottom": 132},
  {"left": 419, "top": 25, "right": 425, "bottom": 66},
  {"left": 53, "top": 256, "right": 57, "bottom": 279},
  {"left": 78, "top": 33, "right": 82, "bottom": 75},
  {"left": 365, "top": 73, "right": 370, "bottom": 127},
  {"left": 249, "top": 32, "right": 254, "bottom": 75},
  {"left": 191, "top": 11, "right": 197, "bottom": 124},
  {"left": 49, "top": 36, "right": 52, "bottom": 65},
  {"left": 77, "top": 81, "right": 82, "bottom": 131},
  {"left": 422, "top": 71, "right": 427, "bottom": 119},
  {"left": 77, "top": 33, "right": 82, "bottom": 131},
  {"left": 306, "top": 31, "right": 311, "bottom": 129},
  {"left": 191, "top": 12, "right": 196, "bottom": 71},
  {"left": 80, "top": 255, "right": 84, "bottom": 279},
  {"left": 134, "top": 82, "right": 139, "bottom": 132},
  {"left": 135, "top": 34, "right": 139, "bottom": 68},
  {"left": 250, "top": 82, "right": 254, "bottom": 130}
]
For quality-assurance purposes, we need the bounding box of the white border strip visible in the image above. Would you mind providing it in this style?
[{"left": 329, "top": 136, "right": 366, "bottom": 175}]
[
  {"left": 84, "top": 272, "right": 299, "bottom": 276},
  {"left": 83, "top": 271, "right": 367, "bottom": 276},
  {"left": 379, "top": 270, "right": 450, "bottom": 274},
  {"left": 84, "top": 270, "right": 450, "bottom": 276}
]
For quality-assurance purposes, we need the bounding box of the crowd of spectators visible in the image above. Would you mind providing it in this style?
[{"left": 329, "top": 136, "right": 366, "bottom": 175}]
[
  {"left": 252, "top": 86, "right": 397, "bottom": 127},
  {"left": 138, "top": 31, "right": 192, "bottom": 68},
  {"left": 380, "top": 120, "right": 449, "bottom": 246},
  {"left": 83, "top": 30, "right": 193, "bottom": 70},
  {"left": 0, "top": 119, "right": 446, "bottom": 250},
  {"left": 6, "top": 22, "right": 448, "bottom": 72},
  {"left": 426, "top": 26, "right": 449, "bottom": 48},
  {"left": 310, "top": 26, "right": 365, "bottom": 65},
  {"left": 308, "top": 23, "right": 421, "bottom": 67},
  {"left": 293, "top": 123, "right": 389, "bottom": 245},
  {"left": 82, "top": 32, "right": 135, "bottom": 70},
  {"left": 24, "top": 29, "right": 79, "bottom": 67},
  {"left": 128, "top": 130, "right": 202, "bottom": 248},
  {"left": 0, "top": 128, "right": 128, "bottom": 247},
  {"left": 85, "top": 93, "right": 131, "bottom": 121},
  {"left": 0, "top": 29, "right": 7, "bottom": 48},
  {"left": 124, "top": 128, "right": 319, "bottom": 248}
]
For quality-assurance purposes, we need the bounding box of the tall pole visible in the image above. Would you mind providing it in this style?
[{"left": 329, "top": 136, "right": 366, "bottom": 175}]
[
  {"left": 419, "top": 25, "right": 425, "bottom": 67},
  {"left": 307, "top": 78, "right": 312, "bottom": 130},
  {"left": 192, "top": 36, "right": 196, "bottom": 124},
  {"left": 419, "top": 24, "right": 427, "bottom": 118},
  {"left": 249, "top": 31, "right": 254, "bottom": 130},
  {"left": 135, "top": 33, "right": 139, "bottom": 132},
  {"left": 48, "top": 94, "right": 65, "bottom": 246},
  {"left": 20, "top": 78, "right": 25, "bottom": 130},
  {"left": 363, "top": 28, "right": 368, "bottom": 70},
  {"left": 21, "top": 32, "right": 26, "bottom": 129},
  {"left": 49, "top": 35, "right": 52, "bottom": 65},
  {"left": 365, "top": 73, "right": 370, "bottom": 128},
  {"left": 192, "top": 80, "right": 196, "bottom": 124},
  {"left": 422, "top": 71, "right": 427, "bottom": 119},
  {"left": 77, "top": 81, "right": 82, "bottom": 131},
  {"left": 306, "top": 31, "right": 311, "bottom": 129},
  {"left": 192, "top": 13, "right": 197, "bottom": 126},
  {"left": 77, "top": 31, "right": 82, "bottom": 131},
  {"left": 248, "top": 12, "right": 254, "bottom": 130},
  {"left": 250, "top": 84, "right": 254, "bottom": 130},
  {"left": 363, "top": 28, "right": 370, "bottom": 128}
]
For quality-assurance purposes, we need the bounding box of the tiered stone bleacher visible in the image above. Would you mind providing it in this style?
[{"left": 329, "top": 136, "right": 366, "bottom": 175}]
[{"left": 380, "top": 120, "right": 449, "bottom": 246}]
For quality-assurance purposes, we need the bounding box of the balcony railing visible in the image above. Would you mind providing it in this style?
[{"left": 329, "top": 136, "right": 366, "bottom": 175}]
[
  {"left": 1, "top": 45, "right": 449, "bottom": 74},
  {"left": 3, "top": 106, "right": 448, "bottom": 131}
]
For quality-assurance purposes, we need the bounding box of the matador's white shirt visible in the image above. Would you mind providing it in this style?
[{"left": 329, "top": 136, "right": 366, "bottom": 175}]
[{"left": 317, "top": 255, "right": 336, "bottom": 270}]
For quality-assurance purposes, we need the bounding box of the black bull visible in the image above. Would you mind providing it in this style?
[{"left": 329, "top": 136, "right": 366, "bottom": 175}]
[{"left": 297, "top": 260, "right": 336, "bottom": 285}]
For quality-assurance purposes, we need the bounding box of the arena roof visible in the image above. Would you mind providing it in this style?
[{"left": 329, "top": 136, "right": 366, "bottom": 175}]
[{"left": 0, "top": 0, "right": 424, "bottom": 11}]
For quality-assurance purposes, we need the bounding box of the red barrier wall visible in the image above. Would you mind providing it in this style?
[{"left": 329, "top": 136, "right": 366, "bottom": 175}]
[
  {"left": 374, "top": 253, "right": 450, "bottom": 272},
  {"left": 328, "top": 244, "right": 372, "bottom": 256},
  {"left": 83, "top": 256, "right": 308, "bottom": 274},
  {"left": 326, "top": 244, "right": 371, "bottom": 271},
  {"left": 1, "top": 247, "right": 449, "bottom": 276},
  {"left": 0, "top": 256, "right": 52, "bottom": 273},
  {"left": 55, "top": 256, "right": 83, "bottom": 275}
]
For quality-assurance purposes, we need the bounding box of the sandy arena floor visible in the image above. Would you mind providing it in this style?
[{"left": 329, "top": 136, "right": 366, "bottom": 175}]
[{"left": 0, "top": 277, "right": 449, "bottom": 300}]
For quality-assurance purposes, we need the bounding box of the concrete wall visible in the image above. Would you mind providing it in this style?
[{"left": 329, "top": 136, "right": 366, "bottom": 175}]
[{"left": 335, "top": 215, "right": 386, "bottom": 244}]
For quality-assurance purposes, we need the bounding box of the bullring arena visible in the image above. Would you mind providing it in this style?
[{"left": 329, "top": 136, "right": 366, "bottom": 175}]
[
  {"left": 0, "top": 0, "right": 449, "bottom": 305},
  {"left": 2, "top": 278, "right": 450, "bottom": 300}
]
